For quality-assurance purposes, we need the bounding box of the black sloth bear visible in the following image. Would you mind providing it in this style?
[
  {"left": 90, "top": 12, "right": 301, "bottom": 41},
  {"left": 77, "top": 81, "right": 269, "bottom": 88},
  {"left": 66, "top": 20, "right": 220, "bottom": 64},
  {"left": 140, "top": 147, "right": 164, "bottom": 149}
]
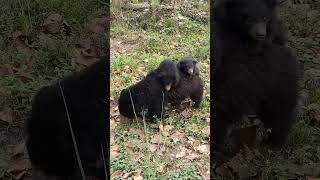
[
  {"left": 212, "top": 0, "right": 299, "bottom": 151},
  {"left": 26, "top": 58, "right": 108, "bottom": 180},
  {"left": 166, "top": 57, "right": 204, "bottom": 108},
  {"left": 212, "top": 0, "right": 287, "bottom": 76},
  {"left": 177, "top": 56, "right": 200, "bottom": 76},
  {"left": 118, "top": 59, "right": 180, "bottom": 121}
]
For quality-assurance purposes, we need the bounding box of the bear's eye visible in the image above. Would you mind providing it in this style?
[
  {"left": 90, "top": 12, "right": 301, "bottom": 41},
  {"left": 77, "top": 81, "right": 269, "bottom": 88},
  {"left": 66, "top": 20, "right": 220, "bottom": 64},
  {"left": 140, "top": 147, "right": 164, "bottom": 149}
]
[{"left": 263, "top": 17, "right": 268, "bottom": 22}]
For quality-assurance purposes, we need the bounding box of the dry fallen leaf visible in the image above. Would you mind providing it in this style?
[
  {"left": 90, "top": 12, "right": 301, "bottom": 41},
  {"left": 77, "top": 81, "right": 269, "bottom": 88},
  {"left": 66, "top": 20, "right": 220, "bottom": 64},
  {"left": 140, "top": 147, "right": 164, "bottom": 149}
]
[
  {"left": 187, "top": 152, "right": 200, "bottom": 161},
  {"left": 74, "top": 39, "right": 99, "bottom": 66},
  {"left": 110, "top": 143, "right": 119, "bottom": 160},
  {"left": 6, "top": 146, "right": 31, "bottom": 180},
  {"left": 196, "top": 144, "right": 209, "bottom": 154},
  {"left": 11, "top": 31, "right": 33, "bottom": 53},
  {"left": 17, "top": 74, "right": 33, "bottom": 84},
  {"left": 176, "top": 146, "right": 188, "bottom": 158},
  {"left": 0, "top": 107, "right": 15, "bottom": 125},
  {"left": 217, "top": 147, "right": 265, "bottom": 180},
  {"left": 132, "top": 169, "right": 143, "bottom": 180},
  {"left": 303, "top": 163, "right": 320, "bottom": 178},
  {"left": 175, "top": 150, "right": 186, "bottom": 158},
  {"left": 42, "top": 13, "right": 71, "bottom": 35},
  {"left": 110, "top": 136, "right": 116, "bottom": 145},
  {"left": 43, "top": 13, "right": 63, "bottom": 34},
  {"left": 0, "top": 66, "right": 12, "bottom": 76},
  {"left": 170, "top": 41, "right": 177, "bottom": 49},
  {"left": 137, "top": 142, "right": 145, "bottom": 150},
  {"left": 159, "top": 124, "right": 164, "bottom": 131},
  {"left": 125, "top": 146, "right": 133, "bottom": 154},
  {"left": 13, "top": 142, "right": 25, "bottom": 157},
  {"left": 160, "top": 124, "right": 174, "bottom": 136},
  {"left": 306, "top": 103, "right": 320, "bottom": 126},
  {"left": 187, "top": 136, "right": 195, "bottom": 145},
  {"left": 88, "top": 17, "right": 109, "bottom": 34},
  {"left": 123, "top": 65, "right": 132, "bottom": 73},
  {"left": 6, "top": 162, "right": 28, "bottom": 180},
  {"left": 111, "top": 170, "right": 123, "bottom": 179},
  {"left": 62, "top": 21, "right": 72, "bottom": 35},
  {"left": 304, "top": 68, "right": 320, "bottom": 90},
  {"left": 197, "top": 163, "right": 209, "bottom": 180},
  {"left": 150, "top": 134, "right": 160, "bottom": 144},
  {"left": 181, "top": 108, "right": 193, "bottom": 118},
  {"left": 122, "top": 172, "right": 130, "bottom": 179},
  {"left": 150, "top": 144, "right": 157, "bottom": 153},
  {"left": 132, "top": 175, "right": 143, "bottom": 180},
  {"left": 135, "top": 152, "right": 144, "bottom": 161},
  {"left": 170, "top": 131, "right": 185, "bottom": 144},
  {"left": 110, "top": 119, "right": 118, "bottom": 129},
  {"left": 157, "top": 163, "right": 166, "bottom": 173},
  {"left": 201, "top": 126, "right": 210, "bottom": 136},
  {"left": 37, "top": 33, "right": 52, "bottom": 42},
  {"left": 164, "top": 125, "right": 174, "bottom": 131}
]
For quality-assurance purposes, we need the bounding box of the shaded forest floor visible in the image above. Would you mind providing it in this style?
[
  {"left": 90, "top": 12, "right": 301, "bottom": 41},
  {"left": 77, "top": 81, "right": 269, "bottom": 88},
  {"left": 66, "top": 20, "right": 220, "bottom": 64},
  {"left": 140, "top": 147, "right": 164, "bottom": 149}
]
[{"left": 0, "top": 0, "right": 108, "bottom": 179}]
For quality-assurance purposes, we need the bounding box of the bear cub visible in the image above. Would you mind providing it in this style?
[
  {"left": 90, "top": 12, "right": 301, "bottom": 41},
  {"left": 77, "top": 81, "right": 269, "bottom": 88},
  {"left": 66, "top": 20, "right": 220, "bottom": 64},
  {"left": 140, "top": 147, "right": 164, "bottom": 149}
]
[
  {"left": 166, "top": 57, "right": 204, "bottom": 108},
  {"left": 118, "top": 59, "right": 180, "bottom": 121}
]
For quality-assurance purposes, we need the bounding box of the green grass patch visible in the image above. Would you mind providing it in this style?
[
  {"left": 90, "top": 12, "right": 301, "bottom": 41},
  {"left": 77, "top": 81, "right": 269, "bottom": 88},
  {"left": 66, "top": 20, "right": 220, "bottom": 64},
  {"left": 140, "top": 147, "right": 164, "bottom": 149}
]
[{"left": 110, "top": 5, "right": 210, "bottom": 179}]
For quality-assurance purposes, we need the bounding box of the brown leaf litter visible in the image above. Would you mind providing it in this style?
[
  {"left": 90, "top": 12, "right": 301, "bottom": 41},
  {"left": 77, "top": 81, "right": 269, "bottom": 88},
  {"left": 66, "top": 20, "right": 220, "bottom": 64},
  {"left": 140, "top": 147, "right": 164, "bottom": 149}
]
[
  {"left": 74, "top": 39, "right": 100, "bottom": 66},
  {"left": 215, "top": 146, "right": 265, "bottom": 180},
  {"left": 0, "top": 107, "right": 15, "bottom": 125},
  {"left": 11, "top": 31, "right": 34, "bottom": 54},
  {"left": 5, "top": 142, "right": 31, "bottom": 180},
  {"left": 43, "top": 13, "right": 71, "bottom": 36},
  {"left": 306, "top": 103, "right": 320, "bottom": 126}
]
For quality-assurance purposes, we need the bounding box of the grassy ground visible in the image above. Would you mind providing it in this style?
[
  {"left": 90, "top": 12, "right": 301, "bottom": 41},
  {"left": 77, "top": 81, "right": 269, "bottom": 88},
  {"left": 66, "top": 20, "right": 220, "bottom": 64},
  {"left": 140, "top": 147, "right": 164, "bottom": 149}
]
[
  {"left": 260, "top": 2, "right": 320, "bottom": 179},
  {"left": 0, "top": 0, "right": 107, "bottom": 179},
  {"left": 110, "top": 2, "right": 210, "bottom": 179}
]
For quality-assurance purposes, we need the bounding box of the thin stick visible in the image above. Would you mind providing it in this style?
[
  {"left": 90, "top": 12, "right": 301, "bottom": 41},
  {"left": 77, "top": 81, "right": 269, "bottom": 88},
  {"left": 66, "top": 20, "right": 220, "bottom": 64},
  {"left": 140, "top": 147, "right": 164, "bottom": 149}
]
[
  {"left": 128, "top": 88, "right": 138, "bottom": 120},
  {"left": 59, "top": 82, "right": 87, "bottom": 180},
  {"left": 101, "top": 143, "right": 109, "bottom": 180},
  {"left": 161, "top": 90, "right": 164, "bottom": 120},
  {"left": 128, "top": 88, "right": 142, "bottom": 128},
  {"left": 153, "top": 90, "right": 165, "bottom": 178}
]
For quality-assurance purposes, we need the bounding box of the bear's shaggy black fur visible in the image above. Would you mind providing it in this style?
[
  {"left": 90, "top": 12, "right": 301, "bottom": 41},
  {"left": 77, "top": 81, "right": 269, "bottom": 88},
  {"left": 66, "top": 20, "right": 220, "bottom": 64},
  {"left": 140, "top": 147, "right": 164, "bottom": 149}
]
[
  {"left": 212, "top": 0, "right": 287, "bottom": 76},
  {"left": 166, "top": 57, "right": 204, "bottom": 108},
  {"left": 177, "top": 56, "right": 200, "bottom": 76},
  {"left": 212, "top": 0, "right": 299, "bottom": 150},
  {"left": 118, "top": 59, "right": 180, "bottom": 121},
  {"left": 26, "top": 58, "right": 108, "bottom": 179}
]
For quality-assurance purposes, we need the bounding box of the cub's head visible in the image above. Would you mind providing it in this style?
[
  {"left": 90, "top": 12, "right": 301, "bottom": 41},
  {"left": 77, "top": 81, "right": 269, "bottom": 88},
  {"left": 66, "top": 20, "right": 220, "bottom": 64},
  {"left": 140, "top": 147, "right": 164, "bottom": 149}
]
[
  {"left": 156, "top": 59, "right": 180, "bottom": 91},
  {"left": 177, "top": 57, "right": 199, "bottom": 76},
  {"left": 214, "top": 0, "right": 277, "bottom": 41}
]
